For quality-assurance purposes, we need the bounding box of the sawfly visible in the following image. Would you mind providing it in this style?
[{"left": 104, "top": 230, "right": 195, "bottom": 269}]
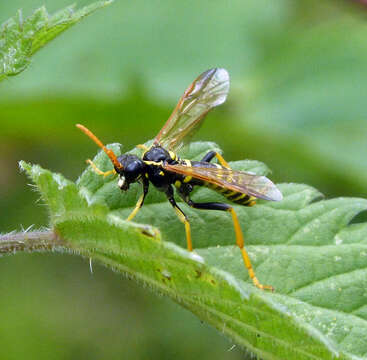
[{"left": 77, "top": 68, "right": 282, "bottom": 290}]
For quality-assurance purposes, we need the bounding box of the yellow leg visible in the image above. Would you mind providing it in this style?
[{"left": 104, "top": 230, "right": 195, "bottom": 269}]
[
  {"left": 215, "top": 153, "right": 230, "bottom": 169},
  {"left": 227, "top": 207, "right": 273, "bottom": 291},
  {"left": 136, "top": 144, "right": 149, "bottom": 151},
  {"left": 173, "top": 206, "right": 192, "bottom": 251},
  {"left": 127, "top": 194, "right": 145, "bottom": 221},
  {"left": 87, "top": 159, "right": 116, "bottom": 177}
]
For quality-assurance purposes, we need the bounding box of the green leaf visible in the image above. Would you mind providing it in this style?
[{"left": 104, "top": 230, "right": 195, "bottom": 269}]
[
  {"left": 0, "top": 1, "right": 112, "bottom": 81},
  {"left": 20, "top": 141, "right": 367, "bottom": 360}
]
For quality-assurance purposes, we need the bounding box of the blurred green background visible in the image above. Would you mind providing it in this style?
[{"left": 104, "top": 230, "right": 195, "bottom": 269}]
[{"left": 1, "top": 0, "right": 367, "bottom": 359}]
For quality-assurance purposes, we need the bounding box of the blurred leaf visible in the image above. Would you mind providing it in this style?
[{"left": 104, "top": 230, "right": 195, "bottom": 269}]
[
  {"left": 233, "top": 19, "right": 367, "bottom": 197},
  {"left": 1, "top": 0, "right": 366, "bottom": 199},
  {"left": 20, "top": 141, "right": 367, "bottom": 360},
  {"left": 0, "top": 0, "right": 289, "bottom": 96},
  {"left": 0, "top": 0, "right": 112, "bottom": 81}
]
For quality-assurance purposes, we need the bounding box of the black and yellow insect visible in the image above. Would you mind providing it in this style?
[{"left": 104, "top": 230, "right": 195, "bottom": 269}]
[{"left": 77, "top": 68, "right": 282, "bottom": 290}]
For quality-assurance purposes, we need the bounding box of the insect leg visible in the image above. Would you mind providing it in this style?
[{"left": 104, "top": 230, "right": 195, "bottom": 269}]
[
  {"left": 127, "top": 178, "right": 149, "bottom": 221},
  {"left": 165, "top": 186, "right": 192, "bottom": 251},
  {"left": 87, "top": 159, "right": 116, "bottom": 177},
  {"left": 201, "top": 151, "right": 230, "bottom": 169},
  {"left": 186, "top": 199, "right": 272, "bottom": 291}
]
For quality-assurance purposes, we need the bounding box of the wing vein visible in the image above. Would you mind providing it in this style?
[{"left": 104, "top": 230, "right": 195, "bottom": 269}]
[{"left": 154, "top": 68, "right": 230, "bottom": 151}]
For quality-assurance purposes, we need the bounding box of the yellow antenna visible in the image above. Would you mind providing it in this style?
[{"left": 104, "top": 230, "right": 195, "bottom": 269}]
[{"left": 76, "top": 124, "right": 123, "bottom": 171}]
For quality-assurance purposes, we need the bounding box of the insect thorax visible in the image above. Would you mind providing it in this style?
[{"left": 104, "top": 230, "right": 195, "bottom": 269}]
[
  {"left": 140, "top": 146, "right": 178, "bottom": 189},
  {"left": 142, "top": 145, "right": 177, "bottom": 163}
]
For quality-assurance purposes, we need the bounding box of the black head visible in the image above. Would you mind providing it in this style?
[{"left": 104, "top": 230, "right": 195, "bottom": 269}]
[{"left": 116, "top": 154, "right": 145, "bottom": 191}]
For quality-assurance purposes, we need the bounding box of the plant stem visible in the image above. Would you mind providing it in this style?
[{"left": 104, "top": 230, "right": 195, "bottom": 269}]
[{"left": 0, "top": 230, "right": 65, "bottom": 255}]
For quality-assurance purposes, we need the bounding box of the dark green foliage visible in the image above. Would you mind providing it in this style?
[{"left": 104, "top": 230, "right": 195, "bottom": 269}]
[{"left": 20, "top": 141, "right": 367, "bottom": 360}]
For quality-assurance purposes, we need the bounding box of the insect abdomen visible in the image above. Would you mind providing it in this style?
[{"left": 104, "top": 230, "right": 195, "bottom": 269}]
[
  {"left": 204, "top": 182, "right": 255, "bottom": 206},
  {"left": 190, "top": 161, "right": 256, "bottom": 206}
]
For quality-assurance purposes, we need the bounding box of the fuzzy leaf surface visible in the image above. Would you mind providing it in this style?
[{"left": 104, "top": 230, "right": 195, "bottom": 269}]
[
  {"left": 20, "top": 141, "right": 367, "bottom": 360},
  {"left": 0, "top": 1, "right": 112, "bottom": 81}
]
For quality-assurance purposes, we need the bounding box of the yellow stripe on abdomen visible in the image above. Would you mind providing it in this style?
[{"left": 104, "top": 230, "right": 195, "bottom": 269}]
[{"left": 213, "top": 186, "right": 256, "bottom": 207}]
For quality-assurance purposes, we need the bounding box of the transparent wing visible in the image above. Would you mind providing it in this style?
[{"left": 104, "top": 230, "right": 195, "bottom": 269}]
[
  {"left": 163, "top": 163, "right": 283, "bottom": 201},
  {"left": 154, "top": 68, "right": 230, "bottom": 152}
]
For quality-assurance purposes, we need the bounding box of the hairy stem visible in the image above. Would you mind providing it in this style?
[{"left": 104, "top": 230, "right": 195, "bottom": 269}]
[{"left": 0, "top": 230, "right": 65, "bottom": 255}]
